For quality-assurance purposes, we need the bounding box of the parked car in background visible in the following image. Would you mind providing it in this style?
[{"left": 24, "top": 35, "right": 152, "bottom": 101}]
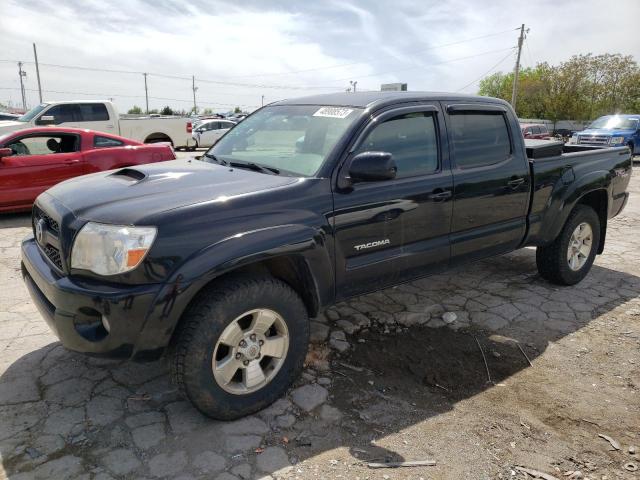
[
  {"left": 0, "top": 127, "right": 175, "bottom": 212},
  {"left": 192, "top": 119, "right": 236, "bottom": 147},
  {"left": 569, "top": 114, "right": 639, "bottom": 155},
  {"left": 0, "top": 112, "right": 20, "bottom": 121},
  {"left": 521, "top": 123, "right": 551, "bottom": 139},
  {"left": 0, "top": 100, "right": 195, "bottom": 149}
]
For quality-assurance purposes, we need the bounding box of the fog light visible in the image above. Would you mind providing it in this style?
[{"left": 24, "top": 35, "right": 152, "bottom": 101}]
[{"left": 74, "top": 307, "right": 109, "bottom": 342}]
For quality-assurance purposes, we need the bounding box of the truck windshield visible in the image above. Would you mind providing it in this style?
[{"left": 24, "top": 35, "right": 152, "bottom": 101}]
[
  {"left": 205, "top": 105, "right": 361, "bottom": 176},
  {"left": 17, "top": 104, "right": 49, "bottom": 122},
  {"left": 587, "top": 116, "right": 639, "bottom": 130}
]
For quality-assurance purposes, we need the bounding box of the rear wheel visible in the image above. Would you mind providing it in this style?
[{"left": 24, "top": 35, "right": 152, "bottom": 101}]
[
  {"left": 536, "top": 205, "right": 600, "bottom": 285},
  {"left": 170, "top": 275, "right": 309, "bottom": 420}
]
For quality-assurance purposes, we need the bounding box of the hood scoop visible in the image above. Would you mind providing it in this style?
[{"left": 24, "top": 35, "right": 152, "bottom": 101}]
[{"left": 109, "top": 168, "right": 147, "bottom": 184}]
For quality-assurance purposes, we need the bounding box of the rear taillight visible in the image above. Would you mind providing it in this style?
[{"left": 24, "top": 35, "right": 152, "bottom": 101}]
[{"left": 186, "top": 121, "right": 192, "bottom": 133}]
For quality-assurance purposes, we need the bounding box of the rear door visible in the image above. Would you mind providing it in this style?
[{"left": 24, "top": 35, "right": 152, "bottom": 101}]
[
  {"left": 0, "top": 132, "right": 84, "bottom": 208},
  {"left": 333, "top": 103, "right": 453, "bottom": 298},
  {"left": 444, "top": 103, "right": 530, "bottom": 263}
]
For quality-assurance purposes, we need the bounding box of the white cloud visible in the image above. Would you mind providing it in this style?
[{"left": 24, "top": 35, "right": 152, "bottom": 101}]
[{"left": 0, "top": 0, "right": 637, "bottom": 112}]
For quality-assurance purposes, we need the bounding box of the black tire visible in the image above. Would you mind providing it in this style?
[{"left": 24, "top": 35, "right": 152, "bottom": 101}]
[
  {"left": 536, "top": 205, "right": 600, "bottom": 285},
  {"left": 170, "top": 275, "right": 309, "bottom": 420}
]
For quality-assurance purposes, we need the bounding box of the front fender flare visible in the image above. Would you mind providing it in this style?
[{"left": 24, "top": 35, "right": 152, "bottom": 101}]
[{"left": 132, "top": 224, "right": 333, "bottom": 358}]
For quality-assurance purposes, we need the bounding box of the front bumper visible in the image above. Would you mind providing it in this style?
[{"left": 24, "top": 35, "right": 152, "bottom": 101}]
[{"left": 21, "top": 235, "right": 171, "bottom": 360}]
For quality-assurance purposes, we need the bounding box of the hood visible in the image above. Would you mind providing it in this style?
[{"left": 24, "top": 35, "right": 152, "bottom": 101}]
[
  {"left": 579, "top": 128, "right": 635, "bottom": 136},
  {"left": 43, "top": 159, "right": 300, "bottom": 224},
  {"left": 0, "top": 120, "right": 27, "bottom": 134}
]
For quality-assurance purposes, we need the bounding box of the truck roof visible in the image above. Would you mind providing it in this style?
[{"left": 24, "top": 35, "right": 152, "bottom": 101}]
[
  {"left": 272, "top": 91, "right": 509, "bottom": 110},
  {"left": 41, "top": 100, "right": 112, "bottom": 104}
]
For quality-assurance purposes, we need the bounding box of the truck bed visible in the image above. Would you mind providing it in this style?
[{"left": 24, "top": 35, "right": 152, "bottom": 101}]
[{"left": 526, "top": 141, "right": 632, "bottom": 245}]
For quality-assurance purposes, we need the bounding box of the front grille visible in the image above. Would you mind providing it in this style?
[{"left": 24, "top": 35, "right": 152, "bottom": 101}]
[
  {"left": 33, "top": 206, "right": 59, "bottom": 233},
  {"left": 44, "top": 245, "right": 63, "bottom": 270},
  {"left": 578, "top": 135, "right": 609, "bottom": 146}
]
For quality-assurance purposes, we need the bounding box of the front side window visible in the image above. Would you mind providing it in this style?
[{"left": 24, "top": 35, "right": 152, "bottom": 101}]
[
  {"left": 38, "top": 104, "right": 80, "bottom": 124},
  {"left": 6, "top": 134, "right": 79, "bottom": 156},
  {"left": 354, "top": 112, "right": 439, "bottom": 178},
  {"left": 94, "top": 135, "right": 124, "bottom": 147},
  {"left": 450, "top": 112, "right": 511, "bottom": 169},
  {"left": 208, "top": 105, "right": 361, "bottom": 176}
]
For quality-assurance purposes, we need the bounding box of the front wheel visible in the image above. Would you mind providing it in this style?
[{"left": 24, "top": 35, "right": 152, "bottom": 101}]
[
  {"left": 536, "top": 205, "right": 600, "bottom": 285},
  {"left": 170, "top": 275, "right": 309, "bottom": 420}
]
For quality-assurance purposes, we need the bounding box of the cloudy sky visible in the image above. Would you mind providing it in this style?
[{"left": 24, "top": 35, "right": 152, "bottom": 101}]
[{"left": 1, "top": 0, "right": 638, "bottom": 113}]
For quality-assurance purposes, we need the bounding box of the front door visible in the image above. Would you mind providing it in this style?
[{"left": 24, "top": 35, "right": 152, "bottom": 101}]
[
  {"left": 0, "top": 133, "right": 84, "bottom": 209},
  {"left": 332, "top": 104, "right": 453, "bottom": 299},
  {"left": 444, "top": 103, "right": 530, "bottom": 263}
]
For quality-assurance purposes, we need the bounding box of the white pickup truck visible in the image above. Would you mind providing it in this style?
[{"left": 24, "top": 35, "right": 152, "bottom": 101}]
[{"left": 0, "top": 100, "right": 195, "bottom": 150}]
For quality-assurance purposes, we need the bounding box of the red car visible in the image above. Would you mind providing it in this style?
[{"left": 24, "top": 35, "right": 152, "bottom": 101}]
[
  {"left": 0, "top": 127, "right": 175, "bottom": 212},
  {"left": 521, "top": 123, "right": 552, "bottom": 140}
]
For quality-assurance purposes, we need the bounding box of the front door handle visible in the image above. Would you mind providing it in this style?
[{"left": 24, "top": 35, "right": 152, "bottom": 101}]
[
  {"left": 429, "top": 190, "right": 452, "bottom": 202},
  {"left": 507, "top": 177, "right": 525, "bottom": 188},
  {"left": 65, "top": 159, "right": 80, "bottom": 164}
]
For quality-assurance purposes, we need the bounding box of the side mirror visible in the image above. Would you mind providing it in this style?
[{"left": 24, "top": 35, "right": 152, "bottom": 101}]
[
  {"left": 39, "top": 115, "right": 56, "bottom": 125},
  {"left": 348, "top": 151, "right": 397, "bottom": 183},
  {"left": 0, "top": 148, "right": 13, "bottom": 162}
]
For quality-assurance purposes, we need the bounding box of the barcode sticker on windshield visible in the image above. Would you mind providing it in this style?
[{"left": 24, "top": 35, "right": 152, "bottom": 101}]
[{"left": 313, "top": 107, "right": 354, "bottom": 119}]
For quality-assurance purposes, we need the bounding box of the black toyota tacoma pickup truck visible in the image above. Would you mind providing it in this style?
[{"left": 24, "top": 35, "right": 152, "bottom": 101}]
[{"left": 21, "top": 92, "right": 632, "bottom": 419}]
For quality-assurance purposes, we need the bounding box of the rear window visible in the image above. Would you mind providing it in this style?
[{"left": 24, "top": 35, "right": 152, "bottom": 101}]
[
  {"left": 450, "top": 112, "right": 512, "bottom": 169},
  {"left": 94, "top": 135, "right": 124, "bottom": 147}
]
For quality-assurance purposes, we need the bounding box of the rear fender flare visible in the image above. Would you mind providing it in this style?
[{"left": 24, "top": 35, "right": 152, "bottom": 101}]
[{"left": 542, "top": 170, "right": 609, "bottom": 244}]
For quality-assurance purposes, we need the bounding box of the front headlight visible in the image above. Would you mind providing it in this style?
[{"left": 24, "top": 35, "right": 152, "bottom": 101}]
[
  {"left": 609, "top": 136, "right": 625, "bottom": 145},
  {"left": 71, "top": 222, "right": 157, "bottom": 275}
]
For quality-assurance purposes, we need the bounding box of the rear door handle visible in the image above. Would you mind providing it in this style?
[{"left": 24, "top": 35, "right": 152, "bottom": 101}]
[
  {"left": 429, "top": 190, "right": 452, "bottom": 202},
  {"left": 508, "top": 177, "right": 525, "bottom": 188}
]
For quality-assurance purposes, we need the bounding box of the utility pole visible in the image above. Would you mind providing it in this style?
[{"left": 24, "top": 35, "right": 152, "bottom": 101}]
[
  {"left": 18, "top": 62, "right": 27, "bottom": 111},
  {"left": 33, "top": 43, "right": 43, "bottom": 103},
  {"left": 143, "top": 73, "right": 149, "bottom": 114},
  {"left": 192, "top": 75, "right": 197, "bottom": 114},
  {"left": 511, "top": 24, "right": 526, "bottom": 113},
  {"left": 261, "top": 95, "right": 264, "bottom": 107},
  {"left": 350, "top": 80, "right": 358, "bottom": 93}
]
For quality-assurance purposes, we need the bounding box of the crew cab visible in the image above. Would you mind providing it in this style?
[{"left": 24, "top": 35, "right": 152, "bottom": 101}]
[
  {"left": 0, "top": 100, "right": 194, "bottom": 149},
  {"left": 0, "top": 127, "right": 175, "bottom": 212},
  {"left": 569, "top": 114, "right": 639, "bottom": 155},
  {"left": 21, "top": 92, "right": 632, "bottom": 420}
]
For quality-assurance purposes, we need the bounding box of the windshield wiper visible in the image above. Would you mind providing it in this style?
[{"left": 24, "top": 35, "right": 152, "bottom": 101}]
[
  {"left": 204, "top": 152, "right": 229, "bottom": 166},
  {"left": 229, "top": 161, "right": 280, "bottom": 175}
]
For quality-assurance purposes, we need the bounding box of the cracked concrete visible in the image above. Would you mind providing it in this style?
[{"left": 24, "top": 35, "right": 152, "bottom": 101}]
[{"left": 0, "top": 169, "right": 639, "bottom": 479}]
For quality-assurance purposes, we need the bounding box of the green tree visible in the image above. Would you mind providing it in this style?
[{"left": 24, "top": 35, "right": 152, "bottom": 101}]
[
  {"left": 478, "top": 53, "right": 639, "bottom": 123},
  {"left": 148, "top": 109, "right": 159, "bottom": 114},
  {"left": 234, "top": 106, "right": 241, "bottom": 114},
  {"left": 160, "top": 106, "right": 174, "bottom": 115},
  {"left": 203, "top": 108, "right": 213, "bottom": 115},
  {"left": 127, "top": 105, "right": 143, "bottom": 114}
]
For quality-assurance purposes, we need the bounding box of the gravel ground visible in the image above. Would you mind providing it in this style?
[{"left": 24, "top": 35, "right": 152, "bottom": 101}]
[{"left": 0, "top": 158, "right": 638, "bottom": 480}]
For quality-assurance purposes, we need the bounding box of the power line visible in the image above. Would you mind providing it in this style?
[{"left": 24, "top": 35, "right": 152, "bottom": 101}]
[
  {"left": 325, "top": 46, "right": 517, "bottom": 84},
  {"left": 456, "top": 50, "right": 516, "bottom": 92},
  {"left": 222, "top": 27, "right": 521, "bottom": 79},
  {"left": 0, "top": 87, "right": 260, "bottom": 108}
]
